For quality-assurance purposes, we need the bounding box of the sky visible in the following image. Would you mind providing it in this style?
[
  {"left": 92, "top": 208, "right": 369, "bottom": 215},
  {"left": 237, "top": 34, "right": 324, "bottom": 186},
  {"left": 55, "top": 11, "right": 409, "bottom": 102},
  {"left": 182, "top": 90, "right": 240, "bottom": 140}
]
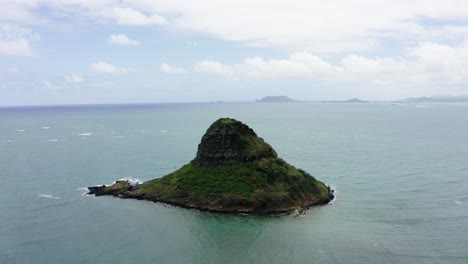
[{"left": 1, "top": 0, "right": 468, "bottom": 106}]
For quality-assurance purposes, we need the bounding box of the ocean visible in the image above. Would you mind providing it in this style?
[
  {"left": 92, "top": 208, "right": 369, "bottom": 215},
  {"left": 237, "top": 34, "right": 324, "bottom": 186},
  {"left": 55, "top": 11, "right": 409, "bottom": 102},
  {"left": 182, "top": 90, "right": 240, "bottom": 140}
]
[{"left": 1, "top": 102, "right": 467, "bottom": 264}]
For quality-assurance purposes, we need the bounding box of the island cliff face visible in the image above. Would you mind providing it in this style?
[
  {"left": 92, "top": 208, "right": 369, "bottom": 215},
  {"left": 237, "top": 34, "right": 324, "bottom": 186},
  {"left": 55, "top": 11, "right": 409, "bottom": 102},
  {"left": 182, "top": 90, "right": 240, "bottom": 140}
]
[
  {"left": 88, "top": 118, "right": 334, "bottom": 214},
  {"left": 193, "top": 118, "right": 277, "bottom": 167}
]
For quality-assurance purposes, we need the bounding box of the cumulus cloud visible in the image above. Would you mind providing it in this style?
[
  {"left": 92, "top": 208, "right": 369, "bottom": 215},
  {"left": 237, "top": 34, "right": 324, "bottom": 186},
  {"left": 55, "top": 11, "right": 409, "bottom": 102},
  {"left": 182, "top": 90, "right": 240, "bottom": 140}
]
[
  {"left": 108, "top": 34, "right": 140, "bottom": 46},
  {"left": 193, "top": 40, "right": 468, "bottom": 87},
  {"left": 64, "top": 74, "right": 84, "bottom": 84},
  {"left": 0, "top": 24, "right": 36, "bottom": 57},
  {"left": 89, "top": 62, "right": 132, "bottom": 74},
  {"left": 113, "top": 7, "right": 167, "bottom": 26},
  {"left": 160, "top": 63, "right": 188, "bottom": 75}
]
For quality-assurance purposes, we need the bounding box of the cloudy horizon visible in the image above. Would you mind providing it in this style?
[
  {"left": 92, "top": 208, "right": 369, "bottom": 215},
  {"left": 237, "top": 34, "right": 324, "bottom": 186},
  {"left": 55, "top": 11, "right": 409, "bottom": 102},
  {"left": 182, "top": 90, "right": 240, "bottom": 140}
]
[{"left": 2, "top": 1, "right": 468, "bottom": 106}]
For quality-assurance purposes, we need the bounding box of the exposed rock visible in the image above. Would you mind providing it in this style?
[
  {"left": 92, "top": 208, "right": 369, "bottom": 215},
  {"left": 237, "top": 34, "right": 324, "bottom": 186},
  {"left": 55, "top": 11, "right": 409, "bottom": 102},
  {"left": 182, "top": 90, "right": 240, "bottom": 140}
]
[{"left": 193, "top": 118, "right": 277, "bottom": 167}]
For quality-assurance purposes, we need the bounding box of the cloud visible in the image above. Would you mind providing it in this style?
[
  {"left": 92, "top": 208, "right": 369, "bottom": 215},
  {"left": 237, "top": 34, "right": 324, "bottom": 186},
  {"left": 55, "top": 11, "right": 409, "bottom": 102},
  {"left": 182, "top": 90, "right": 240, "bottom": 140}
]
[
  {"left": 107, "top": 34, "right": 140, "bottom": 46},
  {"left": 64, "top": 74, "right": 84, "bottom": 84},
  {"left": 194, "top": 53, "right": 342, "bottom": 79},
  {"left": 160, "top": 63, "right": 188, "bottom": 75},
  {"left": 193, "top": 40, "right": 468, "bottom": 87},
  {"left": 0, "top": 24, "right": 36, "bottom": 57},
  {"left": 89, "top": 61, "right": 132, "bottom": 74},
  {"left": 113, "top": 7, "right": 167, "bottom": 26},
  {"left": 118, "top": 0, "right": 468, "bottom": 53},
  {"left": 4, "top": 1, "right": 468, "bottom": 53}
]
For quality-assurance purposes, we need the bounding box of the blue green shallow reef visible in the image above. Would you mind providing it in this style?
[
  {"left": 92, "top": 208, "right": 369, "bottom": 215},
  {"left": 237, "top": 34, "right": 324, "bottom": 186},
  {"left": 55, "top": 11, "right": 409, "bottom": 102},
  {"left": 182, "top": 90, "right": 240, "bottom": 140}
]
[{"left": 1, "top": 102, "right": 468, "bottom": 263}]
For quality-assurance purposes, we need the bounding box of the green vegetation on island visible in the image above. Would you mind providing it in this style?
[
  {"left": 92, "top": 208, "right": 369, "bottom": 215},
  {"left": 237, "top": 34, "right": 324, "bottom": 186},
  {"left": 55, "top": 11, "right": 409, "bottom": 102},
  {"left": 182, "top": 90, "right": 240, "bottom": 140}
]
[{"left": 88, "top": 118, "right": 334, "bottom": 214}]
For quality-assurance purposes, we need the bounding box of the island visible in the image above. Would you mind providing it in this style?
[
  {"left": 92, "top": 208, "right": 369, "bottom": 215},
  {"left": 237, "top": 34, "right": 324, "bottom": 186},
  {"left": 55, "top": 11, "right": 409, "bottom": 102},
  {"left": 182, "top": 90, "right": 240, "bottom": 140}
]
[
  {"left": 88, "top": 118, "right": 334, "bottom": 214},
  {"left": 255, "top": 96, "right": 297, "bottom": 103},
  {"left": 398, "top": 95, "right": 468, "bottom": 103},
  {"left": 322, "top": 98, "right": 368, "bottom": 103}
]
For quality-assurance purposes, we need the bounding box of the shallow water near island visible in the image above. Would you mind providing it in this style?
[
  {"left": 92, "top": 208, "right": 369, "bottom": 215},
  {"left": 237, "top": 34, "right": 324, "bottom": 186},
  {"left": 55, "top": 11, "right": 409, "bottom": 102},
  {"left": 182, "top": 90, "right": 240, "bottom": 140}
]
[{"left": 1, "top": 102, "right": 468, "bottom": 264}]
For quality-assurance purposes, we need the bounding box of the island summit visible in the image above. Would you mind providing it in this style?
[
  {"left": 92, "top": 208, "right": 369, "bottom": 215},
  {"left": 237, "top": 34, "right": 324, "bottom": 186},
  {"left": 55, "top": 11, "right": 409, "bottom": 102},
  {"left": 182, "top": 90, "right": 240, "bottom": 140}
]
[{"left": 88, "top": 118, "right": 334, "bottom": 214}]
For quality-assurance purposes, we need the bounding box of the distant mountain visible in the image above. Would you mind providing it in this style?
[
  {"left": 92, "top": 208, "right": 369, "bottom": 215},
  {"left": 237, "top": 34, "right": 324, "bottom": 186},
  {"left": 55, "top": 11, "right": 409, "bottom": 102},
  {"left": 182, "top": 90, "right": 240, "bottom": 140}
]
[
  {"left": 399, "top": 95, "right": 468, "bottom": 103},
  {"left": 255, "top": 96, "right": 296, "bottom": 103},
  {"left": 322, "top": 98, "right": 368, "bottom": 103}
]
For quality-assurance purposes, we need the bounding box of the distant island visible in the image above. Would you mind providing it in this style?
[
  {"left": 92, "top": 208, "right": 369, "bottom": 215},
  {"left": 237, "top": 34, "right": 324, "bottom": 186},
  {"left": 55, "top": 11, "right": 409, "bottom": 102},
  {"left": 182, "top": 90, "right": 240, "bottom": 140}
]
[
  {"left": 88, "top": 118, "right": 334, "bottom": 214},
  {"left": 255, "top": 96, "right": 297, "bottom": 103},
  {"left": 322, "top": 98, "right": 368, "bottom": 103},
  {"left": 398, "top": 95, "right": 468, "bottom": 103}
]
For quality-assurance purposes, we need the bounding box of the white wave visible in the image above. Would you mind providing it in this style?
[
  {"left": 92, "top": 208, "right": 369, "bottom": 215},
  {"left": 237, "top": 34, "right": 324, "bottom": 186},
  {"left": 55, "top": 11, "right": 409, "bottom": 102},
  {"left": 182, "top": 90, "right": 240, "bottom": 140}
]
[
  {"left": 328, "top": 184, "right": 337, "bottom": 204},
  {"left": 113, "top": 135, "right": 126, "bottom": 139},
  {"left": 16, "top": 129, "right": 25, "bottom": 132},
  {"left": 78, "top": 132, "right": 93, "bottom": 136},
  {"left": 416, "top": 105, "right": 431, "bottom": 108},
  {"left": 161, "top": 130, "right": 167, "bottom": 133},
  {"left": 48, "top": 139, "right": 59, "bottom": 142},
  {"left": 7, "top": 140, "right": 12, "bottom": 143},
  {"left": 454, "top": 200, "right": 462, "bottom": 205},
  {"left": 39, "top": 193, "right": 61, "bottom": 200},
  {"left": 116, "top": 177, "right": 142, "bottom": 187},
  {"left": 42, "top": 126, "right": 51, "bottom": 129},
  {"left": 76, "top": 187, "right": 89, "bottom": 196}
]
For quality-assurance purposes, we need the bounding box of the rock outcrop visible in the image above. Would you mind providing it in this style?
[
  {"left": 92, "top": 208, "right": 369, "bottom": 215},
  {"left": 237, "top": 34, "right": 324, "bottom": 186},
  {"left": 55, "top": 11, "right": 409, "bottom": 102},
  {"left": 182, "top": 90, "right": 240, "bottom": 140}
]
[
  {"left": 193, "top": 118, "right": 277, "bottom": 167},
  {"left": 88, "top": 118, "right": 334, "bottom": 214}
]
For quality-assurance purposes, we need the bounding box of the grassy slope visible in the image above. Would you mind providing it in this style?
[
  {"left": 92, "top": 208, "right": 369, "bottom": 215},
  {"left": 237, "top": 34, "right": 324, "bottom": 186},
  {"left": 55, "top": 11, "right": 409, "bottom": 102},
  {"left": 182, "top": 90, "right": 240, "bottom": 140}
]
[{"left": 134, "top": 157, "right": 329, "bottom": 211}]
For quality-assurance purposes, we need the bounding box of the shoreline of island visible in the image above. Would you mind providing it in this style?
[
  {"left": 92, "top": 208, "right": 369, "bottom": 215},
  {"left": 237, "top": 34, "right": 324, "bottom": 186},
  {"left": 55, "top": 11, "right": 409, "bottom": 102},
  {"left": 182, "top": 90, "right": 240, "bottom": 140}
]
[{"left": 87, "top": 181, "right": 335, "bottom": 215}]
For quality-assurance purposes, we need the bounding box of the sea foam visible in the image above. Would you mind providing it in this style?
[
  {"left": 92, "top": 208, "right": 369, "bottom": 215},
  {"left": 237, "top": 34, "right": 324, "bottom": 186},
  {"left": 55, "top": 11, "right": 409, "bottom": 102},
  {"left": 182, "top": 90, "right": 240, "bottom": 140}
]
[
  {"left": 115, "top": 177, "right": 142, "bottom": 187},
  {"left": 38, "top": 194, "right": 61, "bottom": 200},
  {"left": 76, "top": 187, "right": 89, "bottom": 196}
]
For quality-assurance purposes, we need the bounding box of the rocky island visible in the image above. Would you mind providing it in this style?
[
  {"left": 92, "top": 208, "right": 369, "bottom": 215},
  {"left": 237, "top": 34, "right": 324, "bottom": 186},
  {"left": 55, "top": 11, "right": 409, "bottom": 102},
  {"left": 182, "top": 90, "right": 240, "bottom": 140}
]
[
  {"left": 255, "top": 96, "right": 296, "bottom": 103},
  {"left": 88, "top": 118, "right": 334, "bottom": 214}
]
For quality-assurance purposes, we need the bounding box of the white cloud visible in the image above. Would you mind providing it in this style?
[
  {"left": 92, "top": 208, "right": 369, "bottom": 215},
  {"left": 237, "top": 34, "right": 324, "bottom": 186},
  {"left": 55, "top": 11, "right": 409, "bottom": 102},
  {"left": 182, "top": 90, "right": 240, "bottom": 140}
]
[
  {"left": 89, "top": 61, "right": 132, "bottom": 74},
  {"left": 113, "top": 7, "right": 167, "bottom": 26},
  {"left": 0, "top": 24, "right": 36, "bottom": 57},
  {"left": 193, "top": 40, "right": 468, "bottom": 88},
  {"left": 195, "top": 53, "right": 342, "bottom": 79},
  {"left": 122, "top": 0, "right": 468, "bottom": 53},
  {"left": 4, "top": 1, "right": 468, "bottom": 53},
  {"left": 108, "top": 34, "right": 140, "bottom": 46},
  {"left": 160, "top": 63, "right": 188, "bottom": 75},
  {"left": 64, "top": 74, "right": 84, "bottom": 84}
]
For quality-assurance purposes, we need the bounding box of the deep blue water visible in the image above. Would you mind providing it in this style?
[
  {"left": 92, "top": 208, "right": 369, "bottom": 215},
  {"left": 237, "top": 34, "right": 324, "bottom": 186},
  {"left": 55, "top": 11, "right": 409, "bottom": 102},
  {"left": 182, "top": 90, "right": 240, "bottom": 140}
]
[{"left": 1, "top": 102, "right": 467, "bottom": 264}]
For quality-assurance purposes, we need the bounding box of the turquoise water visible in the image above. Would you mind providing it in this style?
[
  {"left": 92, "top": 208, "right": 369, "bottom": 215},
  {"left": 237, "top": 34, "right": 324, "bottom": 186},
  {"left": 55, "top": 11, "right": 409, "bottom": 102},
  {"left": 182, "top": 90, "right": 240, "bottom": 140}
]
[{"left": 1, "top": 102, "right": 467, "bottom": 264}]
